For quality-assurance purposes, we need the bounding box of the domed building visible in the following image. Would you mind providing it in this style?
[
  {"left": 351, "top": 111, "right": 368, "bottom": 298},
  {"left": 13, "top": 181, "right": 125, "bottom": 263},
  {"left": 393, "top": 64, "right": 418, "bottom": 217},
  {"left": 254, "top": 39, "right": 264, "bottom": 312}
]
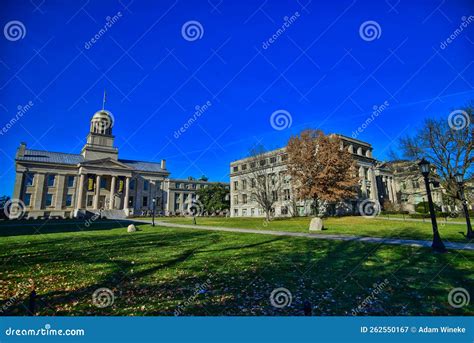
[{"left": 12, "top": 104, "right": 228, "bottom": 219}]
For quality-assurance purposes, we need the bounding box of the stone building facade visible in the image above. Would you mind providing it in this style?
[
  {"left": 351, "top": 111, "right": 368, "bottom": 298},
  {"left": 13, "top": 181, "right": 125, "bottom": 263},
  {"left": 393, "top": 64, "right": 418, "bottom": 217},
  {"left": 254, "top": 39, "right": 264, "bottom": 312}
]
[
  {"left": 12, "top": 108, "right": 227, "bottom": 219},
  {"left": 229, "top": 135, "right": 399, "bottom": 217}
]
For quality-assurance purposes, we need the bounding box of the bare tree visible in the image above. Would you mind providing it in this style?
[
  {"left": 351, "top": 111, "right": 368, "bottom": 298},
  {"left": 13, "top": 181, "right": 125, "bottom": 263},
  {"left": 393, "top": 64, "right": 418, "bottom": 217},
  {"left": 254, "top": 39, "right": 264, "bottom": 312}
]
[
  {"left": 399, "top": 104, "right": 473, "bottom": 200},
  {"left": 248, "top": 145, "right": 282, "bottom": 221},
  {"left": 286, "top": 130, "right": 359, "bottom": 215}
]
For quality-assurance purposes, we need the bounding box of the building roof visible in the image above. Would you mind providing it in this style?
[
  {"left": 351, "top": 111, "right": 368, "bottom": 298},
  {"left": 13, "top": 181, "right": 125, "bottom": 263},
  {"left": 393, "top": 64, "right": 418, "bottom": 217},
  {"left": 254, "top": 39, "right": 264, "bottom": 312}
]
[
  {"left": 118, "top": 159, "right": 166, "bottom": 173},
  {"left": 20, "top": 149, "right": 84, "bottom": 165},
  {"left": 18, "top": 149, "right": 167, "bottom": 173}
]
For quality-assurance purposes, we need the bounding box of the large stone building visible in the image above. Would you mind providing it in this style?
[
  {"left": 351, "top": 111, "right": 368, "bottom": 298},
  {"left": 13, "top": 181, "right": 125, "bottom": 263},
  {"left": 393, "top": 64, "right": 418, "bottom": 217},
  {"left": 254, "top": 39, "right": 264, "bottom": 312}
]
[
  {"left": 12, "top": 107, "right": 228, "bottom": 219},
  {"left": 229, "top": 135, "right": 399, "bottom": 217}
]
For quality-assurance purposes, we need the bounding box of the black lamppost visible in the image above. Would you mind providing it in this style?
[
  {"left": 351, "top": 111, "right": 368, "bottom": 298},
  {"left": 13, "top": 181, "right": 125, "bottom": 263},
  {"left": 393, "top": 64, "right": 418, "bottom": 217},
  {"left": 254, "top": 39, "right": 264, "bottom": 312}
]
[
  {"left": 418, "top": 158, "right": 446, "bottom": 252},
  {"left": 455, "top": 173, "right": 474, "bottom": 240},
  {"left": 152, "top": 198, "right": 156, "bottom": 227}
]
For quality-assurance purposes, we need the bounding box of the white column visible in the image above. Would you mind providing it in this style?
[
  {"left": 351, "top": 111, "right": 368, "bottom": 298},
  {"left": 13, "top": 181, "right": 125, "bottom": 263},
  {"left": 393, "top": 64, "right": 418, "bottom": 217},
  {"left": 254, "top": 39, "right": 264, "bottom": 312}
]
[
  {"left": 94, "top": 175, "right": 101, "bottom": 209},
  {"left": 359, "top": 166, "right": 367, "bottom": 197},
  {"left": 77, "top": 174, "right": 85, "bottom": 209},
  {"left": 386, "top": 176, "right": 393, "bottom": 202},
  {"left": 390, "top": 177, "right": 397, "bottom": 203},
  {"left": 124, "top": 177, "right": 130, "bottom": 210},
  {"left": 109, "top": 176, "right": 116, "bottom": 209},
  {"left": 369, "top": 168, "right": 378, "bottom": 200}
]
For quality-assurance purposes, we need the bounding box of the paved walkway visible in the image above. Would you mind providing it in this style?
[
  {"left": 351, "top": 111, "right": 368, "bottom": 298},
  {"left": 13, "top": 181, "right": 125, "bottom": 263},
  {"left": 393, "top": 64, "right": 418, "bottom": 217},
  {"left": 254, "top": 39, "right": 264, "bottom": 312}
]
[
  {"left": 133, "top": 220, "right": 474, "bottom": 251},
  {"left": 377, "top": 216, "right": 467, "bottom": 225}
]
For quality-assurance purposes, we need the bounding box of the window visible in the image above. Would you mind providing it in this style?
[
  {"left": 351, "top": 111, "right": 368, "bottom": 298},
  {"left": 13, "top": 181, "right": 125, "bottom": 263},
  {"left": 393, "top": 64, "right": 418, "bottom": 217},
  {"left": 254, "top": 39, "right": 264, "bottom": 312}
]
[
  {"left": 242, "top": 194, "right": 248, "bottom": 204},
  {"left": 100, "top": 178, "right": 107, "bottom": 189},
  {"left": 270, "top": 157, "right": 277, "bottom": 164},
  {"left": 283, "top": 189, "right": 291, "bottom": 200},
  {"left": 130, "top": 180, "right": 135, "bottom": 190},
  {"left": 250, "top": 162, "right": 256, "bottom": 168},
  {"left": 65, "top": 194, "right": 73, "bottom": 207},
  {"left": 87, "top": 195, "right": 93, "bottom": 207},
  {"left": 25, "top": 173, "right": 34, "bottom": 186},
  {"left": 251, "top": 208, "right": 255, "bottom": 216},
  {"left": 45, "top": 194, "right": 53, "bottom": 206},
  {"left": 47, "top": 175, "right": 55, "bottom": 187},
  {"left": 143, "top": 196, "right": 148, "bottom": 207},
  {"left": 251, "top": 194, "right": 256, "bottom": 202},
  {"left": 241, "top": 164, "right": 247, "bottom": 171},
  {"left": 128, "top": 196, "right": 134, "bottom": 207},
  {"left": 233, "top": 181, "right": 238, "bottom": 191},
  {"left": 143, "top": 180, "right": 149, "bottom": 191},
  {"left": 234, "top": 209, "right": 239, "bottom": 216},
  {"left": 272, "top": 190, "right": 278, "bottom": 202},
  {"left": 175, "top": 183, "right": 181, "bottom": 189},
  {"left": 233, "top": 195, "right": 239, "bottom": 205},
  {"left": 259, "top": 159, "right": 266, "bottom": 166},
  {"left": 281, "top": 154, "right": 288, "bottom": 162},
  {"left": 281, "top": 206, "right": 288, "bottom": 215},
  {"left": 67, "top": 176, "right": 75, "bottom": 187},
  {"left": 251, "top": 178, "right": 256, "bottom": 188},
  {"left": 24, "top": 193, "right": 31, "bottom": 206},
  {"left": 233, "top": 166, "right": 238, "bottom": 172},
  {"left": 242, "top": 179, "right": 247, "bottom": 190},
  {"left": 242, "top": 209, "right": 247, "bottom": 216}
]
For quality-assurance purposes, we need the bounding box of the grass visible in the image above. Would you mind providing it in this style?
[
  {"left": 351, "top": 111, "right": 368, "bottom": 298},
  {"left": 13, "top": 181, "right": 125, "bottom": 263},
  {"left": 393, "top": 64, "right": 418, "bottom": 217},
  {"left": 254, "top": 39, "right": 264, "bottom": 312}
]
[
  {"left": 158, "top": 216, "right": 473, "bottom": 243},
  {"left": 0, "top": 220, "right": 473, "bottom": 316}
]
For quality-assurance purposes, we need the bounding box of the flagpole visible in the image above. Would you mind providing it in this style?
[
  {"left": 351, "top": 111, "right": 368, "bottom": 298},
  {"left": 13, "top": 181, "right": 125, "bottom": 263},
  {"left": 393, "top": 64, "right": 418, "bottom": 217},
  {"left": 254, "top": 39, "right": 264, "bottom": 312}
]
[{"left": 102, "top": 90, "right": 106, "bottom": 110}]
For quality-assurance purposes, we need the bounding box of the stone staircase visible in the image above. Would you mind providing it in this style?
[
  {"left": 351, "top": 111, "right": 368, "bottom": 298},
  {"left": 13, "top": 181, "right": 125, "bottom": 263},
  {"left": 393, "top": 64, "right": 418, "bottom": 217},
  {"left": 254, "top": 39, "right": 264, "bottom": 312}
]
[
  {"left": 74, "top": 209, "right": 129, "bottom": 220},
  {"left": 99, "top": 209, "right": 128, "bottom": 220}
]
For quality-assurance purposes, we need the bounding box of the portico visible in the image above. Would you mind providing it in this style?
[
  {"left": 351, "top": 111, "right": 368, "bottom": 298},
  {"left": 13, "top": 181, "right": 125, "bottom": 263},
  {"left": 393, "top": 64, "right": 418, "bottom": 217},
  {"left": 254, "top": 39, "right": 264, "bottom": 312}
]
[{"left": 75, "top": 158, "right": 134, "bottom": 212}]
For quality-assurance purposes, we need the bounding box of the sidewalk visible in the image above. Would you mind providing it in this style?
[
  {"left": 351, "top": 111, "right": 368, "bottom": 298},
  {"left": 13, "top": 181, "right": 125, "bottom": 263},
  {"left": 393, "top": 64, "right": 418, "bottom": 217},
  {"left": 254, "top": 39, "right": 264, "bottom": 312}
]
[
  {"left": 377, "top": 216, "right": 467, "bottom": 225},
  {"left": 133, "top": 219, "right": 474, "bottom": 251}
]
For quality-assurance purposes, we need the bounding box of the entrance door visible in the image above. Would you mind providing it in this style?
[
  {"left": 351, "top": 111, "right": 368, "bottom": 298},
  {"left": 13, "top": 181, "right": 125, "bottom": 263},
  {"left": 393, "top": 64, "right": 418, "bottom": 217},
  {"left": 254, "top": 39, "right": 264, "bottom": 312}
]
[{"left": 99, "top": 196, "right": 106, "bottom": 209}]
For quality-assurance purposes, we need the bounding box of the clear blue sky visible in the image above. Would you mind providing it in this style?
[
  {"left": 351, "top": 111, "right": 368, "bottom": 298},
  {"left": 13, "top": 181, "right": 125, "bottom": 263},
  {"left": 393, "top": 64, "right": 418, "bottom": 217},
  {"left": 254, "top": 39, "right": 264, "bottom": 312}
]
[{"left": 1, "top": 0, "right": 473, "bottom": 195}]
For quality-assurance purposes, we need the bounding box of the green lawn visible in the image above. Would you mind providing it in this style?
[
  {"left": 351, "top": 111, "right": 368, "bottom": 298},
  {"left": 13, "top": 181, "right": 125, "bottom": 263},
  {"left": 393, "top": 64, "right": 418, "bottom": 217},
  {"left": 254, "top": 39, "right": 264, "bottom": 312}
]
[
  {"left": 158, "top": 216, "right": 473, "bottom": 243},
  {"left": 0, "top": 220, "right": 472, "bottom": 316}
]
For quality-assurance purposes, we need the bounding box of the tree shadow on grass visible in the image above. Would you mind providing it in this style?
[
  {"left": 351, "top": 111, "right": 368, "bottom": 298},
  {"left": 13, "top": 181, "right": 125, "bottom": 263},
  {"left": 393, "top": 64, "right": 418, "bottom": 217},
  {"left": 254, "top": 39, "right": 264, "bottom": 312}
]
[
  {"left": 0, "top": 220, "right": 144, "bottom": 237},
  {"left": 1, "top": 229, "right": 473, "bottom": 316}
]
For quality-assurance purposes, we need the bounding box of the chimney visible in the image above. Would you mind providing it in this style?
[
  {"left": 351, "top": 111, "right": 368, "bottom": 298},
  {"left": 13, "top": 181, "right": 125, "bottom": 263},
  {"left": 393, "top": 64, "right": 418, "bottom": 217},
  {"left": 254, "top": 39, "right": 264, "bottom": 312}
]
[
  {"left": 161, "top": 159, "right": 166, "bottom": 170},
  {"left": 16, "top": 142, "right": 26, "bottom": 159}
]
